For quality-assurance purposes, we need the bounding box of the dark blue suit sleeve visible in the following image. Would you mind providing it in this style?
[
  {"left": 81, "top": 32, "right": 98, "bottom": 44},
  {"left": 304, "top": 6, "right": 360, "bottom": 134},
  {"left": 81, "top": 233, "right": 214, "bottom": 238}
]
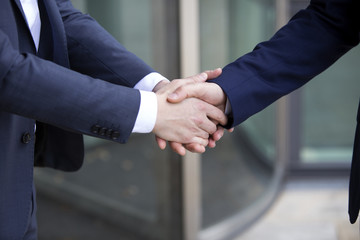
[
  {"left": 0, "top": 0, "right": 164, "bottom": 143},
  {"left": 212, "top": 0, "right": 360, "bottom": 127},
  {"left": 0, "top": 28, "right": 140, "bottom": 143}
]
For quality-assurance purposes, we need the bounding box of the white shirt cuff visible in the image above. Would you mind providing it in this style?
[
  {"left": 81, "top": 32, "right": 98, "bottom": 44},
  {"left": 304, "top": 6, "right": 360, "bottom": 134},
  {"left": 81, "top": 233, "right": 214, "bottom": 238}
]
[
  {"left": 134, "top": 72, "right": 168, "bottom": 91},
  {"left": 132, "top": 90, "right": 157, "bottom": 133}
]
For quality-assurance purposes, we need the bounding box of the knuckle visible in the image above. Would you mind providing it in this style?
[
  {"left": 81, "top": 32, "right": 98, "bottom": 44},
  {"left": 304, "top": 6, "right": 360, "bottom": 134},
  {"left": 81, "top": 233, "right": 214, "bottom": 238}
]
[
  {"left": 203, "top": 132, "right": 210, "bottom": 139},
  {"left": 177, "top": 85, "right": 185, "bottom": 93},
  {"left": 215, "top": 111, "right": 226, "bottom": 122},
  {"left": 210, "top": 125, "right": 217, "bottom": 134},
  {"left": 195, "top": 101, "right": 206, "bottom": 111},
  {"left": 192, "top": 116, "right": 204, "bottom": 126},
  {"left": 183, "top": 134, "right": 193, "bottom": 143}
]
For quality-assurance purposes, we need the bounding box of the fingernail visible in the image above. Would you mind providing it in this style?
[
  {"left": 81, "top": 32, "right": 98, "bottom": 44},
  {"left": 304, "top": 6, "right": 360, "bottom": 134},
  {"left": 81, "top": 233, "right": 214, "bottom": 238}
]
[
  {"left": 168, "top": 93, "right": 178, "bottom": 99},
  {"left": 200, "top": 72, "right": 207, "bottom": 80}
]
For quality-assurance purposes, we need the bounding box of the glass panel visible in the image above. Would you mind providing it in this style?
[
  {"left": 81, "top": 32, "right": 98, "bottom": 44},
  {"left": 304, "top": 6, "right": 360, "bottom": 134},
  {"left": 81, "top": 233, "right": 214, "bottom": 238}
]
[
  {"left": 35, "top": 135, "right": 177, "bottom": 239},
  {"left": 85, "top": 0, "right": 153, "bottom": 64},
  {"left": 199, "top": 0, "right": 277, "bottom": 229},
  {"left": 35, "top": 1, "right": 181, "bottom": 239},
  {"left": 39, "top": 136, "right": 160, "bottom": 220},
  {"left": 291, "top": 0, "right": 360, "bottom": 165},
  {"left": 301, "top": 47, "right": 360, "bottom": 164}
]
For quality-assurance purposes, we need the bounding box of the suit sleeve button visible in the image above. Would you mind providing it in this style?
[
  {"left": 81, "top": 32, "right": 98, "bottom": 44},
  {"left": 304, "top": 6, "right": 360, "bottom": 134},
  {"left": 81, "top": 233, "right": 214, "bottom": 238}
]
[
  {"left": 91, "top": 125, "right": 101, "bottom": 134},
  {"left": 111, "top": 131, "right": 120, "bottom": 140},
  {"left": 105, "top": 129, "right": 113, "bottom": 138},
  {"left": 22, "top": 133, "right": 31, "bottom": 144},
  {"left": 98, "top": 127, "right": 107, "bottom": 136}
]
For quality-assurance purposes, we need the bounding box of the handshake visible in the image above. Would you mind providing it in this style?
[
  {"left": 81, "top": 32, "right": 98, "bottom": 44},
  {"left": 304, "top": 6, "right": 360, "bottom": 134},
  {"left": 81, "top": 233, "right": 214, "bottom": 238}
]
[{"left": 151, "top": 68, "right": 233, "bottom": 155}]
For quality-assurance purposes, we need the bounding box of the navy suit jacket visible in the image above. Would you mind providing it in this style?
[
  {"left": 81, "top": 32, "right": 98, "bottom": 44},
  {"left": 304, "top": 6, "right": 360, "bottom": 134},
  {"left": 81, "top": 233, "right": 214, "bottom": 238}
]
[
  {"left": 213, "top": 0, "right": 360, "bottom": 223},
  {"left": 214, "top": 0, "right": 360, "bottom": 127},
  {"left": 0, "top": 0, "right": 155, "bottom": 238}
]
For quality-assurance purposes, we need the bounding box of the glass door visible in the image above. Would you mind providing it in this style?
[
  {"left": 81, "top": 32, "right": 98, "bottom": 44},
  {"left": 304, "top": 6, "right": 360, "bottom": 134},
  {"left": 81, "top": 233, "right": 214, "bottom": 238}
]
[{"left": 35, "top": 1, "right": 182, "bottom": 240}]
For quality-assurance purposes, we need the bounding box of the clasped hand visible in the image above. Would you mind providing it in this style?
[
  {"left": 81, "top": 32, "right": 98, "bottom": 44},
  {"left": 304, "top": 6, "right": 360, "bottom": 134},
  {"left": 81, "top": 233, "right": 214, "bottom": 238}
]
[{"left": 151, "top": 68, "right": 232, "bottom": 155}]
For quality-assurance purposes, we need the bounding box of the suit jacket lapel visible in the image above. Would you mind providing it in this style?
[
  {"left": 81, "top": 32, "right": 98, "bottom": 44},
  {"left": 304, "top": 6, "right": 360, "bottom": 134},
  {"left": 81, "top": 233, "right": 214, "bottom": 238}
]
[
  {"left": 10, "top": 0, "right": 37, "bottom": 53},
  {"left": 40, "top": 0, "right": 70, "bottom": 67},
  {"left": 12, "top": 0, "right": 70, "bottom": 67},
  {"left": 12, "top": 0, "right": 27, "bottom": 22}
]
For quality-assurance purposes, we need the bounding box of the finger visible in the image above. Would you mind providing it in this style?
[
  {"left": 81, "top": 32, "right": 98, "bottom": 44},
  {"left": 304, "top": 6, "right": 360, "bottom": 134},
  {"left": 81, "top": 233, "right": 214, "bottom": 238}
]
[
  {"left": 208, "top": 138, "right": 216, "bottom": 148},
  {"left": 208, "top": 127, "right": 225, "bottom": 148},
  {"left": 167, "top": 69, "right": 222, "bottom": 103},
  {"left": 189, "top": 102, "right": 225, "bottom": 135},
  {"left": 212, "top": 126, "right": 225, "bottom": 142},
  {"left": 169, "top": 142, "right": 186, "bottom": 156},
  {"left": 167, "top": 83, "right": 203, "bottom": 103},
  {"left": 203, "top": 103, "right": 228, "bottom": 127},
  {"left": 184, "top": 143, "right": 206, "bottom": 153},
  {"left": 184, "top": 127, "right": 210, "bottom": 142},
  {"left": 156, "top": 77, "right": 201, "bottom": 96},
  {"left": 228, "top": 128, "right": 235, "bottom": 133},
  {"left": 190, "top": 136, "right": 209, "bottom": 147},
  {"left": 204, "top": 68, "right": 222, "bottom": 80},
  {"left": 167, "top": 71, "right": 211, "bottom": 103},
  {"left": 156, "top": 136, "right": 167, "bottom": 150},
  {"left": 197, "top": 118, "right": 218, "bottom": 136},
  {"left": 185, "top": 71, "right": 208, "bottom": 83}
]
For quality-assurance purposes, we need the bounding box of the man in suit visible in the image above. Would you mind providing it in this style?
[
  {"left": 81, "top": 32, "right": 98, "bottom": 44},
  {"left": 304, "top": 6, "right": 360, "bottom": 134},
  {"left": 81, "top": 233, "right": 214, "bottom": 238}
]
[
  {"left": 168, "top": 0, "right": 360, "bottom": 224},
  {"left": 0, "top": 0, "right": 228, "bottom": 239}
]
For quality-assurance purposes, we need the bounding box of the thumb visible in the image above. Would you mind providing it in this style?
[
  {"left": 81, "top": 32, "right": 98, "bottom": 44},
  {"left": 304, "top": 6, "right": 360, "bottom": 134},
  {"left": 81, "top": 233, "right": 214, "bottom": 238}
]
[
  {"left": 204, "top": 68, "right": 222, "bottom": 80},
  {"left": 187, "top": 72, "right": 208, "bottom": 83},
  {"left": 167, "top": 69, "right": 221, "bottom": 103},
  {"left": 166, "top": 72, "right": 207, "bottom": 103},
  {"left": 167, "top": 83, "right": 203, "bottom": 103}
]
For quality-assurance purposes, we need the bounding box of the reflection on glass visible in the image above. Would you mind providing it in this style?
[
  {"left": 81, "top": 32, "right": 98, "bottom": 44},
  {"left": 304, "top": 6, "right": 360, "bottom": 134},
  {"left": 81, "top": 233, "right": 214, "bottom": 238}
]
[
  {"left": 56, "top": 1, "right": 158, "bottom": 220},
  {"left": 285, "top": 0, "right": 360, "bottom": 165},
  {"left": 202, "top": 130, "right": 274, "bottom": 228},
  {"left": 36, "top": 136, "right": 160, "bottom": 221},
  {"left": 36, "top": 1, "right": 178, "bottom": 239},
  {"left": 301, "top": 47, "right": 360, "bottom": 164},
  {"left": 199, "top": 0, "right": 277, "bottom": 229},
  {"left": 85, "top": 0, "right": 153, "bottom": 64},
  {"left": 35, "top": 133, "right": 180, "bottom": 239}
]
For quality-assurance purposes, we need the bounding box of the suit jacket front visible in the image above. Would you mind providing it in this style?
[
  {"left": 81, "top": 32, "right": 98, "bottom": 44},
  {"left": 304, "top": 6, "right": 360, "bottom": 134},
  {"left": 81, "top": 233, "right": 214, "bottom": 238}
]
[{"left": 0, "top": 0, "right": 155, "bottom": 238}]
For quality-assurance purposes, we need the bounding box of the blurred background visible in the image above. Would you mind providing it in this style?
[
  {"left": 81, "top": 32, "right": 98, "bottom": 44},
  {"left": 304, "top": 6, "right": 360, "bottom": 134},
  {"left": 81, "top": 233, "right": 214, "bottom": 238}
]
[{"left": 34, "top": 0, "right": 360, "bottom": 239}]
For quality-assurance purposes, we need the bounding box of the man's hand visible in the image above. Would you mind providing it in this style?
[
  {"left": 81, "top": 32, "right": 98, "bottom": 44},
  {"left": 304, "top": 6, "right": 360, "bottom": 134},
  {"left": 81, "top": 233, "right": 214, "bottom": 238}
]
[
  {"left": 154, "top": 69, "right": 230, "bottom": 155},
  {"left": 168, "top": 81, "right": 227, "bottom": 112},
  {"left": 152, "top": 71, "right": 227, "bottom": 154},
  {"left": 167, "top": 79, "right": 229, "bottom": 145}
]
